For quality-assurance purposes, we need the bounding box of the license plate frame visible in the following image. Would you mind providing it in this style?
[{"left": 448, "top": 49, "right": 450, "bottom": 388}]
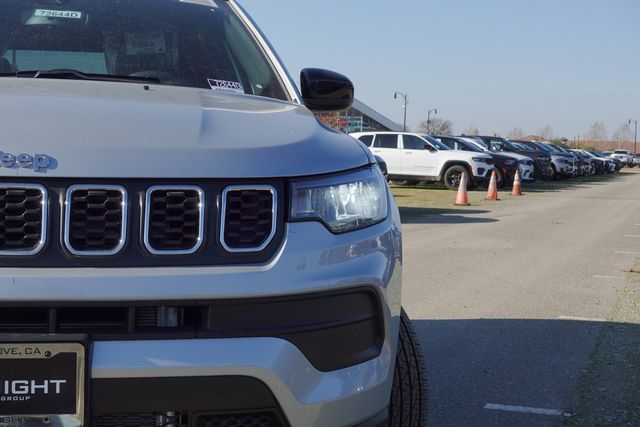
[{"left": 0, "top": 342, "right": 86, "bottom": 427}]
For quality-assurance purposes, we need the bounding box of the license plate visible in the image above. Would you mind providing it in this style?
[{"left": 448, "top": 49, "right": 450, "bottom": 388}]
[{"left": 0, "top": 343, "right": 85, "bottom": 426}]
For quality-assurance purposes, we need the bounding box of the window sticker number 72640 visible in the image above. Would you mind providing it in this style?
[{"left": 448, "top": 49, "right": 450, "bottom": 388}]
[{"left": 34, "top": 9, "right": 83, "bottom": 19}]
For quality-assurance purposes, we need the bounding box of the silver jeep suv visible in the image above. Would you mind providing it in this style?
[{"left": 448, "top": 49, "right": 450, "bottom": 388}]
[{"left": 0, "top": 1, "right": 425, "bottom": 426}]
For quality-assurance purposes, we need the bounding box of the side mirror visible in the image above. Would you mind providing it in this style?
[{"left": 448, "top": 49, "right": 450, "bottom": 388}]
[{"left": 300, "top": 68, "right": 354, "bottom": 112}]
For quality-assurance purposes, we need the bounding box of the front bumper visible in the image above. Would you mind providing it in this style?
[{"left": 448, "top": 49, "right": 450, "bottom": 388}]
[
  {"left": 553, "top": 161, "right": 575, "bottom": 175},
  {"left": 518, "top": 164, "right": 535, "bottom": 181},
  {"left": 471, "top": 162, "right": 495, "bottom": 179},
  {"left": 0, "top": 211, "right": 403, "bottom": 426}
]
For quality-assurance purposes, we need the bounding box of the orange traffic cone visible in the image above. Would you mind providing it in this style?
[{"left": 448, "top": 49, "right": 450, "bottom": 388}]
[
  {"left": 512, "top": 169, "right": 523, "bottom": 196},
  {"left": 486, "top": 169, "right": 499, "bottom": 200},
  {"left": 454, "top": 172, "right": 470, "bottom": 206}
]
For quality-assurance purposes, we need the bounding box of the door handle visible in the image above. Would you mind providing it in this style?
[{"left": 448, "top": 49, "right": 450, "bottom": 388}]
[{"left": 404, "top": 151, "right": 413, "bottom": 155}]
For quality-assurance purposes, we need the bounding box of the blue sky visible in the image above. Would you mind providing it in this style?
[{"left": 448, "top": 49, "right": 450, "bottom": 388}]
[{"left": 239, "top": 0, "right": 639, "bottom": 139}]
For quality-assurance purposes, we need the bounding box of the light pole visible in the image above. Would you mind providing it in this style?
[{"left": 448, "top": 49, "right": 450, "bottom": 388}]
[
  {"left": 427, "top": 108, "right": 438, "bottom": 134},
  {"left": 394, "top": 92, "right": 408, "bottom": 132},
  {"left": 630, "top": 119, "right": 638, "bottom": 153}
]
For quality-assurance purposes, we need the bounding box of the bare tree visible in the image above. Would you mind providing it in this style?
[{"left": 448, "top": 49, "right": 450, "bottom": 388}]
[
  {"left": 508, "top": 127, "right": 524, "bottom": 139},
  {"left": 538, "top": 125, "right": 554, "bottom": 141},
  {"left": 612, "top": 122, "right": 633, "bottom": 143},
  {"left": 417, "top": 117, "right": 454, "bottom": 135},
  {"left": 585, "top": 121, "right": 608, "bottom": 142}
]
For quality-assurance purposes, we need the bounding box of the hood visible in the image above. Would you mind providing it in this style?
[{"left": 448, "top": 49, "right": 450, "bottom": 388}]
[
  {"left": 552, "top": 152, "right": 576, "bottom": 158},
  {"left": 0, "top": 79, "right": 369, "bottom": 178},
  {"left": 492, "top": 151, "right": 531, "bottom": 162},
  {"left": 511, "top": 148, "right": 549, "bottom": 159},
  {"left": 439, "top": 150, "right": 492, "bottom": 161}
]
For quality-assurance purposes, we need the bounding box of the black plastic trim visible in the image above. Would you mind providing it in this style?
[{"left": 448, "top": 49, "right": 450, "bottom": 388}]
[
  {"left": 0, "top": 287, "right": 385, "bottom": 372},
  {"left": 91, "top": 376, "right": 289, "bottom": 427},
  {"left": 353, "top": 409, "right": 389, "bottom": 427}
]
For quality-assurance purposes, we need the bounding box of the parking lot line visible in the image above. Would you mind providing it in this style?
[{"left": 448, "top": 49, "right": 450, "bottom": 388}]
[
  {"left": 558, "top": 316, "right": 606, "bottom": 322},
  {"left": 623, "top": 235, "right": 640, "bottom": 238},
  {"left": 592, "top": 275, "right": 625, "bottom": 280},
  {"left": 615, "top": 251, "right": 640, "bottom": 255},
  {"left": 484, "top": 403, "right": 568, "bottom": 417}
]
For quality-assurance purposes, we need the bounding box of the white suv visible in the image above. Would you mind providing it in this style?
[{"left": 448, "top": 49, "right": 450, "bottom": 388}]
[
  {"left": 351, "top": 132, "right": 494, "bottom": 189},
  {"left": 611, "top": 149, "right": 635, "bottom": 167}
]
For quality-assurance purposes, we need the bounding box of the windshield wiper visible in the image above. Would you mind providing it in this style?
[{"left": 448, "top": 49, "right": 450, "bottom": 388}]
[{"left": 0, "top": 69, "right": 159, "bottom": 84}]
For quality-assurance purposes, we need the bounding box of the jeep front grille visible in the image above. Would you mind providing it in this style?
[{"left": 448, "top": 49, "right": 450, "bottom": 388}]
[
  {"left": 64, "top": 185, "right": 127, "bottom": 256},
  {"left": 144, "top": 186, "right": 205, "bottom": 255},
  {"left": 221, "top": 186, "right": 276, "bottom": 252},
  {"left": 0, "top": 184, "right": 47, "bottom": 255},
  {"left": 0, "top": 180, "right": 283, "bottom": 266}
]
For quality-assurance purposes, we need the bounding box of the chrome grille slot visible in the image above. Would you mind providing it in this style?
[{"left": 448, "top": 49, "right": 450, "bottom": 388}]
[
  {"left": 0, "top": 184, "right": 47, "bottom": 255},
  {"left": 221, "top": 186, "right": 276, "bottom": 252},
  {"left": 144, "top": 186, "right": 204, "bottom": 255},
  {"left": 64, "top": 185, "right": 127, "bottom": 256}
]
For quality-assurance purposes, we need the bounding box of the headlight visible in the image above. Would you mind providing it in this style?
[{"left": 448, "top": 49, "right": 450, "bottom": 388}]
[
  {"left": 290, "top": 166, "right": 388, "bottom": 233},
  {"left": 472, "top": 157, "right": 489, "bottom": 163},
  {"left": 503, "top": 159, "right": 516, "bottom": 166}
]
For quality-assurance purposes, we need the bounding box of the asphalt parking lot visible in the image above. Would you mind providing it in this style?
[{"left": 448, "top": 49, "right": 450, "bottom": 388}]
[{"left": 399, "top": 170, "right": 640, "bottom": 426}]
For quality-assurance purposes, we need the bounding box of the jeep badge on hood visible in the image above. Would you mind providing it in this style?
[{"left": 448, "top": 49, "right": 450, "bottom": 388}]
[{"left": 0, "top": 153, "right": 52, "bottom": 172}]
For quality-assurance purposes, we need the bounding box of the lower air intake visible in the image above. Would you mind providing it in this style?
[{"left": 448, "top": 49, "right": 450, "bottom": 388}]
[{"left": 93, "top": 413, "right": 187, "bottom": 427}]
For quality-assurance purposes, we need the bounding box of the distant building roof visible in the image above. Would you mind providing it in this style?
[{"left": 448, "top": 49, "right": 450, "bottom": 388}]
[{"left": 352, "top": 99, "right": 403, "bottom": 132}]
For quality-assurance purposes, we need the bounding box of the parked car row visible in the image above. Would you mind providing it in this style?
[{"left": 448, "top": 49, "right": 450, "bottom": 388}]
[{"left": 351, "top": 132, "right": 625, "bottom": 190}]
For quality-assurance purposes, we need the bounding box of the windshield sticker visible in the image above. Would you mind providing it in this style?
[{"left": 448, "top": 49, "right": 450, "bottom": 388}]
[
  {"left": 179, "top": 0, "right": 218, "bottom": 7},
  {"left": 34, "top": 9, "right": 83, "bottom": 19},
  {"left": 208, "top": 79, "right": 245, "bottom": 94},
  {"left": 125, "top": 32, "right": 167, "bottom": 55}
]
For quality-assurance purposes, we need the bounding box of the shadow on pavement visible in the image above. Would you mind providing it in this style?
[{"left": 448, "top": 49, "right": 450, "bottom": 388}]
[
  {"left": 408, "top": 318, "right": 640, "bottom": 427},
  {"left": 399, "top": 207, "right": 498, "bottom": 225}
]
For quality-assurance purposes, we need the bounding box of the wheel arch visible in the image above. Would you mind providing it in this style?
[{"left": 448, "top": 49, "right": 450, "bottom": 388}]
[{"left": 438, "top": 160, "right": 472, "bottom": 182}]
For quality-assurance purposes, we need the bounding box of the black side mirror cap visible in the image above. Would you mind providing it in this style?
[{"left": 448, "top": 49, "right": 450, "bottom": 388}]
[{"left": 300, "top": 68, "right": 354, "bottom": 112}]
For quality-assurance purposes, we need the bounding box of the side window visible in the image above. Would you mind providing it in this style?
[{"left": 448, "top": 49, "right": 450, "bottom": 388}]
[
  {"left": 374, "top": 134, "right": 399, "bottom": 149},
  {"left": 358, "top": 135, "right": 374, "bottom": 146},
  {"left": 402, "top": 135, "right": 426, "bottom": 150}
]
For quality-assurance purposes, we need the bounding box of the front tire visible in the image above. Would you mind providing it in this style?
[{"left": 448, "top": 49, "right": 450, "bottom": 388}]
[
  {"left": 389, "top": 309, "right": 427, "bottom": 427},
  {"left": 494, "top": 168, "right": 505, "bottom": 189},
  {"left": 443, "top": 165, "right": 470, "bottom": 190}
]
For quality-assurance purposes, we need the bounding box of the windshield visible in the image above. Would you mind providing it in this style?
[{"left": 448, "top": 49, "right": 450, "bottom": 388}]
[
  {"left": 502, "top": 140, "right": 522, "bottom": 151},
  {"left": 537, "top": 143, "right": 559, "bottom": 153},
  {"left": 0, "top": 0, "right": 289, "bottom": 99},
  {"left": 455, "top": 139, "right": 483, "bottom": 152},
  {"left": 469, "top": 137, "right": 490, "bottom": 150},
  {"left": 421, "top": 135, "right": 450, "bottom": 150}
]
